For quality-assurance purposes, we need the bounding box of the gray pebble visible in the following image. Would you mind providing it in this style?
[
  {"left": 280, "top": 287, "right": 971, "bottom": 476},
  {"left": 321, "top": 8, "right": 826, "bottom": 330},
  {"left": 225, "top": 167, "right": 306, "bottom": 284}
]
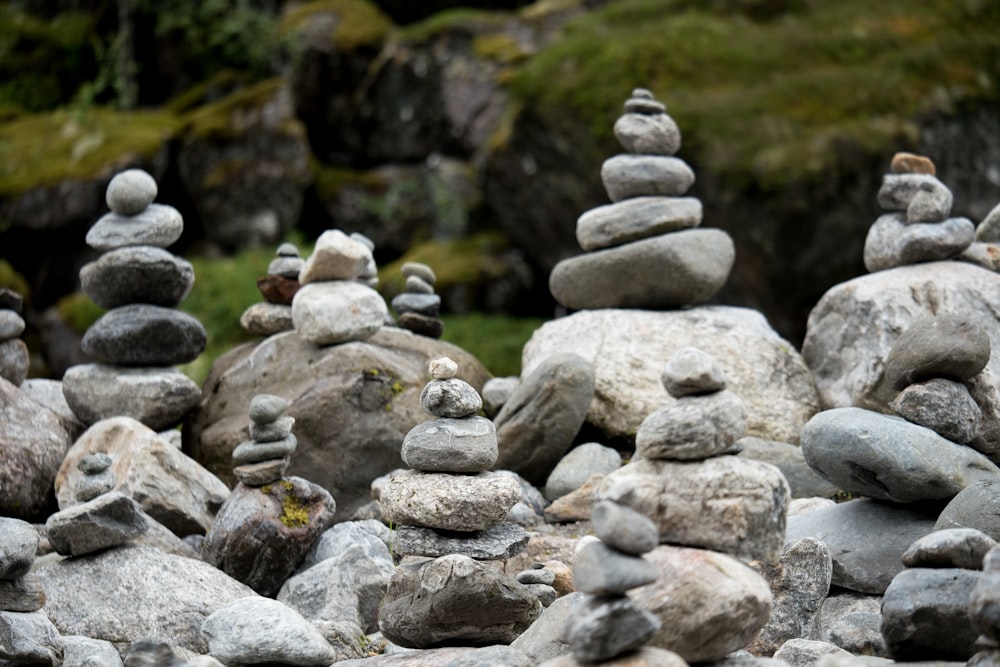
[
  {"left": 78, "top": 452, "right": 113, "bottom": 474},
  {"left": 106, "top": 169, "right": 157, "bottom": 216},
  {"left": 405, "top": 275, "right": 435, "bottom": 294},
  {"left": 591, "top": 500, "right": 659, "bottom": 555},
  {"left": 0, "top": 310, "right": 25, "bottom": 340},
  {"left": 248, "top": 394, "right": 289, "bottom": 424},
  {"left": 661, "top": 346, "right": 727, "bottom": 397},
  {"left": 901, "top": 528, "right": 997, "bottom": 569},
  {"left": 401, "top": 262, "right": 436, "bottom": 285}
]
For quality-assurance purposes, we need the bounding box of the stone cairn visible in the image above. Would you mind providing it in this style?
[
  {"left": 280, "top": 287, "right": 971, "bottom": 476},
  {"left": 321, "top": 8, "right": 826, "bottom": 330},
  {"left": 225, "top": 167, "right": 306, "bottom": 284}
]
[
  {"left": 202, "top": 394, "right": 336, "bottom": 597},
  {"left": 61, "top": 168, "right": 206, "bottom": 431},
  {"left": 239, "top": 242, "right": 304, "bottom": 337},
  {"left": 863, "top": 152, "right": 979, "bottom": 273},
  {"left": 291, "top": 229, "right": 387, "bottom": 345},
  {"left": 0, "top": 518, "right": 62, "bottom": 665},
  {"left": 549, "top": 88, "right": 734, "bottom": 310},
  {"left": 0, "top": 288, "right": 28, "bottom": 386},
  {"left": 562, "top": 501, "right": 661, "bottom": 663},
  {"left": 970, "top": 545, "right": 1000, "bottom": 667},
  {"left": 392, "top": 262, "right": 443, "bottom": 339},
  {"left": 377, "top": 357, "right": 541, "bottom": 647}
]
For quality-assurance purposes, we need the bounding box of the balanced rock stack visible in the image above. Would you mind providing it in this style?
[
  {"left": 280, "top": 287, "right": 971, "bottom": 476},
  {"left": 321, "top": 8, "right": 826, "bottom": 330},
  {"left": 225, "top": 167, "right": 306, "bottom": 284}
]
[
  {"left": 392, "top": 262, "right": 444, "bottom": 339},
  {"left": 595, "top": 347, "right": 782, "bottom": 662},
  {"left": 231, "top": 394, "right": 298, "bottom": 486},
  {"left": 549, "top": 88, "right": 734, "bottom": 310},
  {"left": 863, "top": 152, "right": 976, "bottom": 272},
  {"left": 291, "top": 229, "right": 388, "bottom": 345},
  {"left": 0, "top": 518, "right": 63, "bottom": 665},
  {"left": 61, "top": 168, "right": 206, "bottom": 430},
  {"left": 969, "top": 545, "right": 1000, "bottom": 666},
  {"left": 377, "top": 357, "right": 541, "bottom": 648},
  {"left": 202, "top": 394, "right": 336, "bottom": 597},
  {"left": 0, "top": 288, "right": 28, "bottom": 386},
  {"left": 552, "top": 501, "right": 669, "bottom": 665},
  {"left": 239, "top": 242, "right": 304, "bottom": 336}
]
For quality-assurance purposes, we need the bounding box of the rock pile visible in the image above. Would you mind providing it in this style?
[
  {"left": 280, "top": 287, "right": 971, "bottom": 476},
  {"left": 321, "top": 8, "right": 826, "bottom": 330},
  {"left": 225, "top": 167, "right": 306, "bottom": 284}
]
[
  {"left": 970, "top": 544, "right": 1000, "bottom": 666},
  {"left": 202, "top": 394, "right": 336, "bottom": 597},
  {"left": 377, "top": 357, "right": 541, "bottom": 647},
  {"left": 0, "top": 289, "right": 28, "bottom": 386},
  {"left": 239, "top": 242, "right": 304, "bottom": 336},
  {"left": 549, "top": 88, "right": 734, "bottom": 310},
  {"left": 392, "top": 261, "right": 444, "bottom": 339},
  {"left": 291, "top": 229, "right": 388, "bottom": 345},
  {"left": 594, "top": 348, "right": 782, "bottom": 662},
  {"left": 61, "top": 168, "right": 206, "bottom": 430}
]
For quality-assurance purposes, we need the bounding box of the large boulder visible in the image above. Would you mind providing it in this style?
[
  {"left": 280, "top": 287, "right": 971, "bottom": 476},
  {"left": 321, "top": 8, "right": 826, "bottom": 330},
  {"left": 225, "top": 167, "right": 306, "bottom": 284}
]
[
  {"left": 522, "top": 306, "right": 818, "bottom": 444},
  {"left": 184, "top": 327, "right": 490, "bottom": 520}
]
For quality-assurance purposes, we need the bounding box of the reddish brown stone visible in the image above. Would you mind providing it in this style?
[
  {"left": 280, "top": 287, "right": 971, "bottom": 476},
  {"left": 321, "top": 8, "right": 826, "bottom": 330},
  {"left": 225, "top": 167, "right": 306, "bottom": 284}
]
[
  {"left": 257, "top": 275, "right": 300, "bottom": 305},
  {"left": 890, "top": 152, "right": 936, "bottom": 175}
]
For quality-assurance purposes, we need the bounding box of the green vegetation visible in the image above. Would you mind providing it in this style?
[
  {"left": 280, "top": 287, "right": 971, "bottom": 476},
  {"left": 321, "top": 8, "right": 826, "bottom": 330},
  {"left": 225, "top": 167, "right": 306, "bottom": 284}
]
[
  {"left": 281, "top": 0, "right": 393, "bottom": 51},
  {"left": 508, "top": 0, "right": 1000, "bottom": 189},
  {"left": 180, "top": 77, "right": 300, "bottom": 141},
  {"left": 440, "top": 312, "right": 544, "bottom": 377},
  {"left": 379, "top": 232, "right": 516, "bottom": 296}
]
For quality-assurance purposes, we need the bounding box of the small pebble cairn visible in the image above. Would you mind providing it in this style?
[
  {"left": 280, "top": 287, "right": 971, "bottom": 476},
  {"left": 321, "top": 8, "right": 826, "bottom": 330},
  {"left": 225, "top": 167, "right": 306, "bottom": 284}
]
[
  {"left": 239, "top": 242, "right": 304, "bottom": 336},
  {"left": 381, "top": 357, "right": 526, "bottom": 560},
  {"left": 61, "top": 168, "right": 206, "bottom": 430},
  {"left": 0, "top": 288, "right": 29, "bottom": 386},
  {"left": 562, "top": 501, "right": 661, "bottom": 663},
  {"left": 970, "top": 545, "right": 1000, "bottom": 666},
  {"left": 45, "top": 452, "right": 149, "bottom": 557},
  {"left": 549, "top": 88, "right": 735, "bottom": 310},
  {"left": 864, "top": 153, "right": 977, "bottom": 272},
  {"left": 291, "top": 229, "right": 388, "bottom": 345},
  {"left": 392, "top": 262, "right": 443, "bottom": 339},
  {"left": 232, "top": 394, "right": 297, "bottom": 486},
  {"left": 0, "top": 518, "right": 63, "bottom": 665}
]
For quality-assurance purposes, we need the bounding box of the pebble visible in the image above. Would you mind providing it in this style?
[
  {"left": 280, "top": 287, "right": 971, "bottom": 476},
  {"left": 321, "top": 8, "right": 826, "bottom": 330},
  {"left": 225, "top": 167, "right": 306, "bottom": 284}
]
[
  {"left": 591, "top": 500, "right": 658, "bottom": 555},
  {"left": 571, "top": 540, "right": 659, "bottom": 595},
  {"left": 291, "top": 280, "right": 388, "bottom": 345},
  {"left": 232, "top": 435, "right": 298, "bottom": 465},
  {"left": 517, "top": 567, "right": 556, "bottom": 586},
  {"left": 45, "top": 491, "right": 149, "bottom": 556},
  {"left": 298, "top": 229, "right": 373, "bottom": 284},
  {"left": 0, "top": 518, "right": 39, "bottom": 580},
  {"left": 624, "top": 88, "right": 667, "bottom": 114},
  {"left": 562, "top": 595, "right": 661, "bottom": 663},
  {"left": 0, "top": 288, "right": 23, "bottom": 313},
  {"left": 75, "top": 453, "right": 116, "bottom": 502},
  {"left": 890, "top": 151, "right": 936, "bottom": 175},
  {"left": 401, "top": 417, "right": 498, "bottom": 473},
  {"left": 233, "top": 458, "right": 290, "bottom": 486},
  {"left": 877, "top": 173, "right": 946, "bottom": 211},
  {"left": 635, "top": 390, "right": 747, "bottom": 460},
  {"left": 401, "top": 262, "right": 436, "bottom": 285},
  {"left": 379, "top": 470, "right": 522, "bottom": 532},
  {"left": 268, "top": 244, "right": 305, "bottom": 278},
  {"left": 86, "top": 204, "right": 184, "bottom": 251},
  {"left": 256, "top": 274, "right": 300, "bottom": 305},
  {"left": 420, "top": 378, "right": 483, "bottom": 418},
  {"left": 884, "top": 315, "right": 990, "bottom": 390},
  {"left": 406, "top": 275, "right": 435, "bottom": 294},
  {"left": 601, "top": 155, "right": 696, "bottom": 202},
  {"left": 392, "top": 292, "right": 442, "bottom": 317},
  {"left": 249, "top": 415, "right": 295, "bottom": 442},
  {"left": 0, "top": 338, "right": 29, "bottom": 386},
  {"left": 901, "top": 528, "right": 997, "bottom": 569},
  {"left": 240, "top": 302, "right": 294, "bottom": 335},
  {"left": 77, "top": 452, "right": 113, "bottom": 475},
  {"left": 106, "top": 169, "right": 158, "bottom": 216},
  {"left": 576, "top": 196, "right": 703, "bottom": 251},
  {"left": 661, "top": 346, "right": 727, "bottom": 397},
  {"left": 0, "top": 310, "right": 25, "bottom": 339},
  {"left": 863, "top": 212, "right": 976, "bottom": 272},
  {"left": 80, "top": 245, "right": 195, "bottom": 309},
  {"left": 890, "top": 378, "right": 982, "bottom": 444},
  {"left": 81, "top": 304, "right": 207, "bottom": 366},
  {"left": 906, "top": 180, "right": 953, "bottom": 223},
  {"left": 429, "top": 356, "right": 458, "bottom": 380},
  {"left": 394, "top": 522, "right": 528, "bottom": 560},
  {"left": 398, "top": 312, "right": 444, "bottom": 338}
]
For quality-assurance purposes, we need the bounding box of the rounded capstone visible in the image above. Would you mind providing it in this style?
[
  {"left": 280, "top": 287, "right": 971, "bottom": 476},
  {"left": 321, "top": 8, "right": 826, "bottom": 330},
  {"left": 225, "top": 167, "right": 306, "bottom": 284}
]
[
  {"left": 276, "top": 243, "right": 300, "bottom": 257},
  {"left": 78, "top": 452, "right": 113, "bottom": 474},
  {"left": 106, "top": 169, "right": 157, "bottom": 216},
  {"left": 248, "top": 394, "right": 289, "bottom": 424},
  {"left": 429, "top": 357, "right": 458, "bottom": 380},
  {"left": 401, "top": 262, "right": 436, "bottom": 285},
  {"left": 662, "top": 347, "right": 727, "bottom": 397}
]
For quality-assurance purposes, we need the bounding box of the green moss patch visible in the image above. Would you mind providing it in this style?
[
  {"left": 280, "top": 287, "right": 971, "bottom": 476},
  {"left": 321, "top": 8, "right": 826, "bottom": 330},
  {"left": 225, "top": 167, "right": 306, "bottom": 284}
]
[
  {"left": 281, "top": 0, "right": 393, "bottom": 51},
  {"left": 0, "top": 107, "right": 177, "bottom": 196},
  {"left": 508, "top": 0, "right": 1000, "bottom": 188},
  {"left": 180, "top": 77, "right": 299, "bottom": 141},
  {"left": 378, "top": 231, "right": 514, "bottom": 296}
]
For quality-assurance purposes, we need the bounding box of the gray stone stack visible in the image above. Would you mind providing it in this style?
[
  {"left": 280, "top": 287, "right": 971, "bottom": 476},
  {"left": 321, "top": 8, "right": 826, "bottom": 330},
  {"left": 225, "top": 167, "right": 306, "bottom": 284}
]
[
  {"left": 549, "top": 88, "right": 734, "bottom": 310},
  {"left": 377, "top": 357, "right": 542, "bottom": 648},
  {"left": 291, "top": 229, "right": 388, "bottom": 345},
  {"left": 0, "top": 518, "right": 63, "bottom": 665},
  {"left": 864, "top": 152, "right": 976, "bottom": 272},
  {"left": 380, "top": 356, "right": 526, "bottom": 560},
  {"left": 61, "top": 168, "right": 206, "bottom": 430},
  {"left": 232, "top": 394, "right": 297, "bottom": 486},
  {"left": 239, "top": 242, "right": 304, "bottom": 336},
  {"left": 562, "top": 501, "right": 661, "bottom": 663},
  {"left": 599, "top": 347, "right": 790, "bottom": 562},
  {"left": 0, "top": 289, "right": 28, "bottom": 386},
  {"left": 392, "top": 262, "right": 443, "bottom": 339}
]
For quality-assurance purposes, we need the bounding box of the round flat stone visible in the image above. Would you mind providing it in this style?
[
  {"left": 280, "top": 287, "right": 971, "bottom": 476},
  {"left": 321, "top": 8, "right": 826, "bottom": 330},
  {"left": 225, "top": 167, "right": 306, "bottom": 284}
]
[
  {"left": 391, "top": 293, "right": 441, "bottom": 317},
  {"left": 106, "top": 169, "right": 157, "bottom": 216},
  {"left": 256, "top": 275, "right": 300, "bottom": 305},
  {"left": 298, "top": 229, "right": 373, "bottom": 284},
  {"left": 267, "top": 256, "right": 304, "bottom": 279},
  {"left": 380, "top": 470, "right": 521, "bottom": 532},
  {"left": 878, "top": 173, "right": 946, "bottom": 211},
  {"left": 394, "top": 522, "right": 527, "bottom": 559},
  {"left": 78, "top": 452, "right": 113, "bottom": 474},
  {"left": 401, "top": 416, "right": 498, "bottom": 473},
  {"left": 420, "top": 378, "right": 483, "bottom": 418},
  {"left": 901, "top": 528, "right": 997, "bottom": 569},
  {"left": 405, "top": 276, "right": 434, "bottom": 294},
  {"left": 591, "top": 500, "right": 658, "bottom": 555},
  {"left": 398, "top": 312, "right": 443, "bottom": 339},
  {"left": 250, "top": 416, "right": 295, "bottom": 443},
  {"left": 577, "top": 196, "right": 703, "bottom": 251},
  {"left": 240, "top": 302, "right": 293, "bottom": 336},
  {"left": 550, "top": 228, "right": 734, "bottom": 310},
  {"left": 661, "top": 346, "right": 727, "bottom": 397},
  {"left": 0, "top": 310, "right": 25, "bottom": 339},
  {"left": 81, "top": 304, "right": 207, "bottom": 366},
  {"left": 885, "top": 315, "right": 990, "bottom": 390},
  {"left": 232, "top": 435, "right": 297, "bottom": 464},
  {"left": 572, "top": 540, "right": 659, "bottom": 595},
  {"left": 86, "top": 204, "right": 183, "bottom": 251},
  {"left": 248, "top": 395, "right": 289, "bottom": 423},
  {"left": 233, "top": 458, "right": 289, "bottom": 486},
  {"left": 613, "top": 112, "right": 680, "bottom": 155},
  {"left": 291, "top": 281, "right": 388, "bottom": 345},
  {"left": 80, "top": 246, "right": 194, "bottom": 309},
  {"left": 601, "top": 155, "right": 696, "bottom": 202},
  {"left": 401, "top": 262, "right": 436, "bottom": 285},
  {"left": 428, "top": 357, "right": 458, "bottom": 380},
  {"left": 890, "top": 378, "right": 982, "bottom": 444},
  {"left": 891, "top": 152, "right": 936, "bottom": 175},
  {"left": 635, "top": 390, "right": 747, "bottom": 460}
]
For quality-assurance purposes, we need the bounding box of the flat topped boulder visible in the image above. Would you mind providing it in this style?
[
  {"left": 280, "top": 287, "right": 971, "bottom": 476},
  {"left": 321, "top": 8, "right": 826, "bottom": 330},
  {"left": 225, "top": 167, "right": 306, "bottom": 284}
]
[
  {"left": 522, "top": 306, "right": 818, "bottom": 444},
  {"left": 184, "top": 327, "right": 490, "bottom": 520}
]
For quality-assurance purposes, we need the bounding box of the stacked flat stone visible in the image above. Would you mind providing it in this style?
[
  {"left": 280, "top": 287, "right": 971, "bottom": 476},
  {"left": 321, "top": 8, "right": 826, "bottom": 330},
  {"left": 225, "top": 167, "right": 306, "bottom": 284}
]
[
  {"left": 380, "top": 357, "right": 526, "bottom": 560},
  {"left": 239, "top": 243, "right": 304, "bottom": 336},
  {"left": 45, "top": 452, "right": 149, "bottom": 557},
  {"left": 291, "top": 229, "right": 388, "bottom": 345},
  {"left": 0, "top": 518, "right": 63, "bottom": 665},
  {"left": 232, "top": 394, "right": 297, "bottom": 486},
  {"left": 600, "top": 347, "right": 788, "bottom": 561},
  {"left": 549, "top": 88, "right": 735, "bottom": 310},
  {"left": 864, "top": 152, "right": 976, "bottom": 272},
  {"left": 392, "top": 262, "right": 443, "bottom": 339},
  {"left": 0, "top": 288, "right": 28, "bottom": 386},
  {"left": 801, "top": 315, "right": 1000, "bottom": 507},
  {"left": 563, "top": 501, "right": 661, "bottom": 662},
  {"left": 515, "top": 563, "right": 558, "bottom": 607},
  {"left": 61, "top": 168, "right": 206, "bottom": 430},
  {"left": 969, "top": 545, "right": 1000, "bottom": 666}
]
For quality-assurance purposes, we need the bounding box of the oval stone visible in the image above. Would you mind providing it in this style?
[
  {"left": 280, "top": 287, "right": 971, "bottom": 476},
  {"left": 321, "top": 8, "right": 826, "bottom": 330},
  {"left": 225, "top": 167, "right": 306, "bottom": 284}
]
[
  {"left": 401, "top": 416, "right": 498, "bottom": 473},
  {"left": 884, "top": 315, "right": 990, "bottom": 390},
  {"left": 80, "top": 246, "right": 194, "bottom": 309},
  {"left": 291, "top": 281, "right": 388, "bottom": 346},
  {"left": 613, "top": 112, "right": 680, "bottom": 155},
  {"left": 635, "top": 390, "right": 747, "bottom": 460},
  {"left": 380, "top": 470, "right": 521, "bottom": 532},
  {"left": 576, "top": 196, "right": 703, "bottom": 251},
  {"left": 601, "top": 154, "right": 695, "bottom": 202},
  {"left": 86, "top": 204, "right": 183, "bottom": 251},
  {"left": 105, "top": 169, "right": 157, "bottom": 216},
  {"left": 81, "top": 305, "right": 207, "bottom": 366}
]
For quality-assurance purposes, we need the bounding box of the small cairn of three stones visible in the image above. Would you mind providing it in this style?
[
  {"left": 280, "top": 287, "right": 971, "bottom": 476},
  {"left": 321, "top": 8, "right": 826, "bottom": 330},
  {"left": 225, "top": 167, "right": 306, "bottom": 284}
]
[{"left": 0, "top": 288, "right": 28, "bottom": 386}]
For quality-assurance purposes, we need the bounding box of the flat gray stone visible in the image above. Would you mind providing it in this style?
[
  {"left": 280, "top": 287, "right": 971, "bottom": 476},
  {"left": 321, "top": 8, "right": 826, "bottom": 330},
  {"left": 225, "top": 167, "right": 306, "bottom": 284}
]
[
  {"left": 249, "top": 415, "right": 294, "bottom": 442},
  {"left": 901, "top": 528, "right": 997, "bottom": 569},
  {"left": 82, "top": 304, "right": 206, "bottom": 366},
  {"left": 936, "top": 479, "right": 1000, "bottom": 540},
  {"left": 601, "top": 155, "right": 695, "bottom": 202},
  {"left": 106, "top": 169, "right": 157, "bottom": 216},
  {"left": 576, "top": 196, "right": 702, "bottom": 251},
  {"left": 785, "top": 498, "right": 937, "bottom": 594},
  {"left": 907, "top": 180, "right": 953, "bottom": 223},
  {"left": 380, "top": 470, "right": 521, "bottom": 532},
  {"left": 661, "top": 346, "right": 727, "bottom": 397},
  {"left": 80, "top": 246, "right": 194, "bottom": 309},
  {"left": 401, "top": 417, "right": 498, "bottom": 473},
  {"left": 0, "top": 518, "right": 39, "bottom": 580},
  {"left": 86, "top": 204, "right": 183, "bottom": 250},
  {"left": 401, "top": 262, "right": 436, "bottom": 285},
  {"left": 394, "top": 522, "right": 528, "bottom": 560},
  {"left": 881, "top": 567, "right": 979, "bottom": 661},
  {"left": 45, "top": 491, "right": 149, "bottom": 556},
  {"left": 231, "top": 435, "right": 297, "bottom": 464},
  {"left": 891, "top": 378, "right": 982, "bottom": 444},
  {"left": 863, "top": 213, "right": 975, "bottom": 272},
  {"left": 550, "top": 228, "right": 734, "bottom": 310},
  {"left": 0, "top": 609, "right": 63, "bottom": 665},
  {"left": 884, "top": 315, "right": 990, "bottom": 390},
  {"left": 563, "top": 596, "right": 660, "bottom": 663},
  {"left": 877, "top": 173, "right": 946, "bottom": 211},
  {"left": 391, "top": 292, "right": 441, "bottom": 317},
  {"left": 298, "top": 229, "right": 372, "bottom": 284},
  {"left": 419, "top": 378, "right": 483, "bottom": 419},
  {"left": 62, "top": 634, "right": 124, "bottom": 667},
  {"left": 240, "top": 302, "right": 293, "bottom": 336},
  {"left": 0, "top": 338, "right": 28, "bottom": 386},
  {"left": 292, "top": 281, "right": 388, "bottom": 345},
  {"left": 613, "top": 112, "right": 680, "bottom": 155},
  {"left": 0, "top": 310, "right": 25, "bottom": 339},
  {"left": 800, "top": 407, "right": 1000, "bottom": 503},
  {"left": 591, "top": 500, "right": 659, "bottom": 555},
  {"left": 543, "top": 443, "right": 621, "bottom": 501},
  {"left": 635, "top": 390, "right": 747, "bottom": 460},
  {"left": 572, "top": 540, "right": 658, "bottom": 594},
  {"left": 510, "top": 592, "right": 585, "bottom": 664}
]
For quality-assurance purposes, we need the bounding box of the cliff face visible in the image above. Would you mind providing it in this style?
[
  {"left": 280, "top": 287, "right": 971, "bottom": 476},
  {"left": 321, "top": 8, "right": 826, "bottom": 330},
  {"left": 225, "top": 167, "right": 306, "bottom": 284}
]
[{"left": 2, "top": 0, "right": 999, "bottom": 355}]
